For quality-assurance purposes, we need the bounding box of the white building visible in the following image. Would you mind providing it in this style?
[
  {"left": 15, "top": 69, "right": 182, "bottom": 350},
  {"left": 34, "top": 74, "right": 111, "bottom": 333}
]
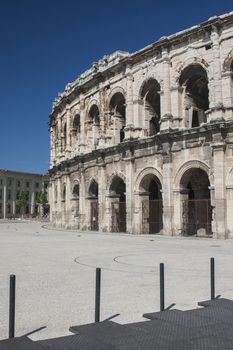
[{"left": 0, "top": 169, "right": 49, "bottom": 219}]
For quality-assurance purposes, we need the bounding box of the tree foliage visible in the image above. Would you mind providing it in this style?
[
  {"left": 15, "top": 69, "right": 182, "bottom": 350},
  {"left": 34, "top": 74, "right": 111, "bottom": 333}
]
[
  {"left": 36, "top": 191, "right": 48, "bottom": 207},
  {"left": 16, "top": 191, "right": 28, "bottom": 210}
]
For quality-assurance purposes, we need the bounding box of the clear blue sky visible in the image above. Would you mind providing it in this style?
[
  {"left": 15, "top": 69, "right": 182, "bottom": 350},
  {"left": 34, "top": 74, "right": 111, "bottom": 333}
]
[{"left": 0, "top": 0, "right": 232, "bottom": 174}]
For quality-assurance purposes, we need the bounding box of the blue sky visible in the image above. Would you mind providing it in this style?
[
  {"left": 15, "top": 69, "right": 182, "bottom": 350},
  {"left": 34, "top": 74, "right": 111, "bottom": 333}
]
[{"left": 0, "top": 0, "right": 232, "bottom": 174}]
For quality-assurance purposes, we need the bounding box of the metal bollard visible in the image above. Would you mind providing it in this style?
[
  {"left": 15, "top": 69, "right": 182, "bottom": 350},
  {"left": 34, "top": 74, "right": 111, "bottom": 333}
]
[
  {"left": 160, "top": 263, "right": 165, "bottom": 311},
  {"left": 9, "top": 275, "right": 16, "bottom": 338},
  {"left": 95, "top": 268, "right": 101, "bottom": 322},
  {"left": 210, "top": 257, "right": 215, "bottom": 300}
]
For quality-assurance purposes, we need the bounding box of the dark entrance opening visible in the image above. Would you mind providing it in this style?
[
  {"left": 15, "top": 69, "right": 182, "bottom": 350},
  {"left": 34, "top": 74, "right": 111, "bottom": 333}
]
[
  {"left": 110, "top": 176, "right": 126, "bottom": 233},
  {"left": 181, "top": 169, "right": 212, "bottom": 236},
  {"left": 141, "top": 175, "right": 163, "bottom": 234},
  {"left": 88, "top": 180, "right": 99, "bottom": 231}
]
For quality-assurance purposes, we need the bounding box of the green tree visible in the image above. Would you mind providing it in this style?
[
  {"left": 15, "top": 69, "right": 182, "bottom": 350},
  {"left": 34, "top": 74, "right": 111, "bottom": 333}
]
[
  {"left": 16, "top": 191, "right": 28, "bottom": 216},
  {"left": 36, "top": 191, "right": 48, "bottom": 215}
]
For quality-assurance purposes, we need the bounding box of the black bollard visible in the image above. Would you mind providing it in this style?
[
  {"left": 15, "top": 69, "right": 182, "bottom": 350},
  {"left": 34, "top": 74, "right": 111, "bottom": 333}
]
[
  {"left": 95, "top": 268, "right": 101, "bottom": 322},
  {"left": 210, "top": 257, "right": 215, "bottom": 300},
  {"left": 160, "top": 263, "right": 165, "bottom": 311},
  {"left": 9, "top": 274, "right": 16, "bottom": 338}
]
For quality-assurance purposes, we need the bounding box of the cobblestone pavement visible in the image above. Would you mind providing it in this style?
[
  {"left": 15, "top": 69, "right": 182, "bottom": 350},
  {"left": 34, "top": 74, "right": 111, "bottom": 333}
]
[{"left": 0, "top": 221, "right": 233, "bottom": 340}]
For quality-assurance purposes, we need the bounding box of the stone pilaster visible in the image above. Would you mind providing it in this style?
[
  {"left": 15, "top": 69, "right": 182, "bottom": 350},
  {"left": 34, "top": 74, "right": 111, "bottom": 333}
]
[
  {"left": 170, "top": 85, "right": 183, "bottom": 129},
  {"left": 57, "top": 117, "right": 62, "bottom": 157},
  {"left": 160, "top": 48, "right": 173, "bottom": 131},
  {"left": 79, "top": 170, "right": 86, "bottom": 230},
  {"left": 66, "top": 109, "right": 71, "bottom": 157},
  {"left": 209, "top": 26, "right": 224, "bottom": 122},
  {"left": 124, "top": 149, "right": 134, "bottom": 233},
  {"left": 97, "top": 156, "right": 106, "bottom": 231},
  {"left": 211, "top": 139, "right": 226, "bottom": 238},
  {"left": 124, "top": 71, "right": 135, "bottom": 140},
  {"left": 162, "top": 152, "right": 173, "bottom": 235},
  {"left": 79, "top": 98, "right": 86, "bottom": 154}
]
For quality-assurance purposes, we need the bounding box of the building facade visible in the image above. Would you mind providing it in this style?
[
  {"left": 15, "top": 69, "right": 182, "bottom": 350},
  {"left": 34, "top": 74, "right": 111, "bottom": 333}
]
[
  {"left": 0, "top": 170, "right": 49, "bottom": 219},
  {"left": 49, "top": 12, "right": 233, "bottom": 238}
]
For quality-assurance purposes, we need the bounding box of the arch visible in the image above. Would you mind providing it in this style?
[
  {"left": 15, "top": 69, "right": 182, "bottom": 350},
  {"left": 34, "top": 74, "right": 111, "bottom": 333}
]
[
  {"left": 223, "top": 48, "right": 233, "bottom": 73},
  {"left": 135, "top": 72, "right": 163, "bottom": 99},
  {"left": 138, "top": 172, "right": 163, "bottom": 234},
  {"left": 88, "top": 104, "right": 100, "bottom": 124},
  {"left": 109, "top": 175, "right": 126, "bottom": 201},
  {"left": 179, "top": 167, "right": 212, "bottom": 236},
  {"left": 174, "top": 160, "right": 211, "bottom": 189},
  {"left": 62, "top": 183, "right": 66, "bottom": 201},
  {"left": 107, "top": 171, "right": 126, "bottom": 191},
  {"left": 139, "top": 78, "right": 161, "bottom": 135},
  {"left": 86, "top": 99, "right": 99, "bottom": 119},
  {"left": 226, "top": 166, "right": 233, "bottom": 187},
  {"left": 109, "top": 174, "right": 126, "bottom": 233},
  {"left": 173, "top": 57, "right": 211, "bottom": 85},
  {"left": 109, "top": 91, "right": 126, "bottom": 143},
  {"left": 88, "top": 179, "right": 98, "bottom": 198},
  {"left": 135, "top": 167, "right": 163, "bottom": 193},
  {"left": 108, "top": 86, "right": 126, "bottom": 103},
  {"left": 73, "top": 114, "right": 81, "bottom": 131},
  {"left": 72, "top": 183, "right": 80, "bottom": 197}
]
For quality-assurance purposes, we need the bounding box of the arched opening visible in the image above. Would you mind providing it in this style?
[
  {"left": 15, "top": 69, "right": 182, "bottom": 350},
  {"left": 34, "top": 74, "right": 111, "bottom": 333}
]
[
  {"left": 88, "top": 105, "right": 100, "bottom": 148},
  {"left": 140, "top": 79, "right": 161, "bottom": 136},
  {"left": 72, "top": 184, "right": 80, "bottom": 216},
  {"left": 180, "top": 168, "right": 212, "bottom": 236},
  {"left": 179, "top": 64, "right": 209, "bottom": 128},
  {"left": 62, "top": 184, "right": 66, "bottom": 201},
  {"left": 109, "top": 92, "right": 126, "bottom": 143},
  {"left": 72, "top": 114, "right": 80, "bottom": 147},
  {"left": 109, "top": 176, "right": 126, "bottom": 232},
  {"left": 88, "top": 180, "right": 99, "bottom": 231},
  {"left": 140, "top": 174, "right": 163, "bottom": 234}
]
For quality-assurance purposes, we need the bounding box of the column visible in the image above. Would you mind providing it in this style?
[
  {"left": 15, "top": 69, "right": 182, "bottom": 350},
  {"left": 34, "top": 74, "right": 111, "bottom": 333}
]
[
  {"left": 222, "top": 71, "right": 233, "bottom": 120},
  {"left": 57, "top": 177, "right": 62, "bottom": 227},
  {"left": 125, "top": 149, "right": 134, "bottom": 233},
  {"left": 209, "top": 26, "right": 224, "bottom": 121},
  {"left": 66, "top": 109, "right": 71, "bottom": 157},
  {"left": 57, "top": 117, "right": 62, "bottom": 157},
  {"left": 66, "top": 175, "right": 71, "bottom": 228},
  {"left": 170, "top": 85, "right": 183, "bottom": 129},
  {"left": 124, "top": 70, "right": 135, "bottom": 139},
  {"left": 31, "top": 191, "right": 35, "bottom": 216},
  {"left": 97, "top": 158, "right": 106, "bottom": 231},
  {"left": 79, "top": 97, "right": 86, "bottom": 154},
  {"left": 211, "top": 140, "right": 226, "bottom": 238},
  {"left": 12, "top": 178, "right": 16, "bottom": 217},
  {"left": 162, "top": 153, "right": 173, "bottom": 235},
  {"left": 160, "top": 47, "right": 172, "bottom": 131},
  {"left": 80, "top": 170, "right": 86, "bottom": 230},
  {"left": 50, "top": 127, "right": 55, "bottom": 167},
  {"left": 3, "top": 177, "right": 6, "bottom": 219}
]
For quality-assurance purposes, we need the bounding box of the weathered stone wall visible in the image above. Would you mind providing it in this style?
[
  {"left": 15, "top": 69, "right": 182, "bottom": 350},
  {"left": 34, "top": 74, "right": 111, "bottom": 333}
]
[{"left": 49, "top": 12, "right": 233, "bottom": 238}]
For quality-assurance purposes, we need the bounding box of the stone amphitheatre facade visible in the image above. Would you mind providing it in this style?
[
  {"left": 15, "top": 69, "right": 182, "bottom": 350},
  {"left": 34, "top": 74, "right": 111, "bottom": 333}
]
[{"left": 49, "top": 12, "right": 233, "bottom": 238}]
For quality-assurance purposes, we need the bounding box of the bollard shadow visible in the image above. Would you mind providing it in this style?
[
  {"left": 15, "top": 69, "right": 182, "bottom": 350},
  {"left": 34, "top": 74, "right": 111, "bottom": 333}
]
[
  {"left": 22, "top": 326, "right": 47, "bottom": 337},
  {"left": 103, "top": 313, "right": 120, "bottom": 321}
]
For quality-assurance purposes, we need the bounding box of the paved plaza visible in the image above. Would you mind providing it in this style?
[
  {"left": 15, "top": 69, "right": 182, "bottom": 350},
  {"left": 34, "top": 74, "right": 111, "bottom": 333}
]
[{"left": 0, "top": 221, "right": 233, "bottom": 341}]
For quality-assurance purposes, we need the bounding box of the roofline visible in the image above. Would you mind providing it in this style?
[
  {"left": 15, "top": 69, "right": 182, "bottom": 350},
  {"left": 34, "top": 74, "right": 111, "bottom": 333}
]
[
  {"left": 49, "top": 10, "right": 233, "bottom": 123},
  {"left": 0, "top": 169, "right": 49, "bottom": 178}
]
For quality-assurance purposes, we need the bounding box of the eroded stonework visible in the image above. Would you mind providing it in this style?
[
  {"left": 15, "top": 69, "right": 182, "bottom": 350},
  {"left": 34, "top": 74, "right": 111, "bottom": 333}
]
[{"left": 49, "top": 12, "right": 233, "bottom": 238}]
